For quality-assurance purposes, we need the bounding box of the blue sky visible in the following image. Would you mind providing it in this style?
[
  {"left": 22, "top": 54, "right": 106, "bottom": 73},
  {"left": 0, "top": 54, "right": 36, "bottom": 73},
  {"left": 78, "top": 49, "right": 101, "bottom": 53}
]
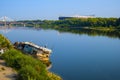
[{"left": 0, "top": 0, "right": 120, "bottom": 20}]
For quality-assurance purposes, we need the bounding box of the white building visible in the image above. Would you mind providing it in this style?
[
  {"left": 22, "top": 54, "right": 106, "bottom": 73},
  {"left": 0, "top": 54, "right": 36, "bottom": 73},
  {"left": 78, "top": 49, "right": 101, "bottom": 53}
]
[{"left": 59, "top": 15, "right": 95, "bottom": 20}]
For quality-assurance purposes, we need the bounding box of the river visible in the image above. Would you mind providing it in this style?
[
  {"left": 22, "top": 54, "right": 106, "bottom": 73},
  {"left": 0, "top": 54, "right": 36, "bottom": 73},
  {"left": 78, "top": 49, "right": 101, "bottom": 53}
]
[{"left": 0, "top": 27, "right": 120, "bottom": 80}]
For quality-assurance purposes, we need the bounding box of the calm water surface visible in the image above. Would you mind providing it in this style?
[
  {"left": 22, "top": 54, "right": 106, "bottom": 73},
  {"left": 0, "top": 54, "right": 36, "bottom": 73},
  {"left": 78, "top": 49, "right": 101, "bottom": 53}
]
[{"left": 0, "top": 27, "right": 120, "bottom": 80}]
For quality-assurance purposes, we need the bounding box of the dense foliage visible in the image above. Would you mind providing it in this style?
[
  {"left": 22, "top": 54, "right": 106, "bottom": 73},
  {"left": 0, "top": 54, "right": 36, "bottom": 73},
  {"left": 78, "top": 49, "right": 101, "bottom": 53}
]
[
  {"left": 53, "top": 18, "right": 120, "bottom": 28},
  {"left": 18, "top": 17, "right": 120, "bottom": 29},
  {"left": 0, "top": 34, "right": 13, "bottom": 49},
  {"left": 2, "top": 49, "right": 62, "bottom": 80}
]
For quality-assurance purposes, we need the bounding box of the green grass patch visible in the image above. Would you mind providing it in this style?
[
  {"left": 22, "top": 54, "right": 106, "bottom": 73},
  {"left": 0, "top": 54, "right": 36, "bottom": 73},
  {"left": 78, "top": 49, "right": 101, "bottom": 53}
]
[
  {"left": 0, "top": 34, "right": 13, "bottom": 49},
  {"left": 2, "top": 49, "right": 62, "bottom": 80}
]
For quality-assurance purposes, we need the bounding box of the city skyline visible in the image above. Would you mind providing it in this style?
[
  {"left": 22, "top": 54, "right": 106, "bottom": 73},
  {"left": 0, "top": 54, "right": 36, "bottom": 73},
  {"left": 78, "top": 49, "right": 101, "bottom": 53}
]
[{"left": 0, "top": 0, "right": 120, "bottom": 20}]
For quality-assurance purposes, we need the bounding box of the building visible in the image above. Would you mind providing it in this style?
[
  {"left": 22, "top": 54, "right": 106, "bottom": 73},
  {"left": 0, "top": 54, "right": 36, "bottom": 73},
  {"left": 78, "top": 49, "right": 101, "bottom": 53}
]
[{"left": 59, "top": 15, "right": 95, "bottom": 20}]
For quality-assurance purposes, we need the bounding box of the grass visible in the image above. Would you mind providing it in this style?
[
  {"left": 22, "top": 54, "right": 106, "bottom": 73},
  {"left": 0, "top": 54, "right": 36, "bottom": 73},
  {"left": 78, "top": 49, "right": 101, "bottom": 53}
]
[
  {"left": 0, "top": 34, "right": 13, "bottom": 49},
  {"left": 2, "top": 49, "right": 62, "bottom": 80}
]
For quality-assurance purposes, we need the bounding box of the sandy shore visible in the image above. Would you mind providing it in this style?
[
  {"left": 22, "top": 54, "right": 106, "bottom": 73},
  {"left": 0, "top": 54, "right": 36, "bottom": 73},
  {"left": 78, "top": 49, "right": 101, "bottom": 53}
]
[{"left": 0, "top": 59, "right": 17, "bottom": 80}]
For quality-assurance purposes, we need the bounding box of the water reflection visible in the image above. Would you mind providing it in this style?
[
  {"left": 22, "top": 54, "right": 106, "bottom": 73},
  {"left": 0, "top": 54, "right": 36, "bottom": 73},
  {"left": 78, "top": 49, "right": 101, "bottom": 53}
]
[
  {"left": 0, "top": 26, "right": 120, "bottom": 39},
  {"left": 57, "top": 28, "right": 120, "bottom": 39},
  {"left": 0, "top": 26, "right": 13, "bottom": 33}
]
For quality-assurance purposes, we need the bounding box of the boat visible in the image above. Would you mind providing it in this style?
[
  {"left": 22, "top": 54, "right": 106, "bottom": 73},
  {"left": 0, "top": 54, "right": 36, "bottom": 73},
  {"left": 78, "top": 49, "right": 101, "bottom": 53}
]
[{"left": 14, "top": 42, "right": 52, "bottom": 60}]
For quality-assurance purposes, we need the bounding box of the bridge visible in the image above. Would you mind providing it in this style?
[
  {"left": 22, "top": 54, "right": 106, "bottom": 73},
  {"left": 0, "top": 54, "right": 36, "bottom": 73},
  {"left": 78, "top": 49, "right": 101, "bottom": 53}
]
[{"left": 0, "top": 16, "right": 25, "bottom": 27}]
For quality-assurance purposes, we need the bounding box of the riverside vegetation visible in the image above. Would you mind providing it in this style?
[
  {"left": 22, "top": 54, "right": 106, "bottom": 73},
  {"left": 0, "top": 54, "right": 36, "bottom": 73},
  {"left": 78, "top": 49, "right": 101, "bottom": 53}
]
[
  {"left": 17, "top": 17, "right": 120, "bottom": 38},
  {"left": 18, "top": 17, "right": 120, "bottom": 29},
  {"left": 0, "top": 34, "right": 62, "bottom": 80},
  {"left": 0, "top": 34, "right": 13, "bottom": 49}
]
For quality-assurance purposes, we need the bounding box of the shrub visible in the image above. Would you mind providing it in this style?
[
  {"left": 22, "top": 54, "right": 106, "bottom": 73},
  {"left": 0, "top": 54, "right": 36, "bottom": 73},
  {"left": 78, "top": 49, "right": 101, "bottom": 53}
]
[
  {"left": 0, "top": 34, "right": 13, "bottom": 49},
  {"left": 2, "top": 49, "right": 62, "bottom": 80},
  {"left": 18, "top": 65, "right": 41, "bottom": 80}
]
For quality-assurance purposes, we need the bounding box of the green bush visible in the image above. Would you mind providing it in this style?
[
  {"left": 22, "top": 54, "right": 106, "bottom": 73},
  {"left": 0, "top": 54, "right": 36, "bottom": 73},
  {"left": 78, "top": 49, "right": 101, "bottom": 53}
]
[
  {"left": 2, "top": 49, "right": 48, "bottom": 80},
  {"left": 2, "top": 49, "right": 22, "bottom": 68},
  {"left": 2, "top": 49, "right": 62, "bottom": 80},
  {"left": 0, "top": 34, "right": 13, "bottom": 49},
  {"left": 18, "top": 65, "right": 48, "bottom": 80}
]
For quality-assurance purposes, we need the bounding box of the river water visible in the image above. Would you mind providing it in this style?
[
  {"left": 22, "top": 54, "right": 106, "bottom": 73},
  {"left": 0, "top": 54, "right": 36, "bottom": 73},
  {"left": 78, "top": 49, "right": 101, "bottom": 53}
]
[{"left": 0, "top": 27, "right": 120, "bottom": 80}]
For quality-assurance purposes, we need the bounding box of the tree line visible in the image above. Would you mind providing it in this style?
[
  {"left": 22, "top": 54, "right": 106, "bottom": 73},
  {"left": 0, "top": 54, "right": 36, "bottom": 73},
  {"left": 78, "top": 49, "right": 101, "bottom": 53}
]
[
  {"left": 18, "top": 17, "right": 120, "bottom": 29},
  {"left": 54, "top": 18, "right": 120, "bottom": 28}
]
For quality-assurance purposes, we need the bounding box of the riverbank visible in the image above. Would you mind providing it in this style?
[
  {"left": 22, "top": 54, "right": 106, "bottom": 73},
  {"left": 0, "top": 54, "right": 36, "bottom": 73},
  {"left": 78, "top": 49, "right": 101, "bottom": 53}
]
[
  {"left": 0, "top": 59, "right": 17, "bottom": 80},
  {"left": 0, "top": 34, "right": 62, "bottom": 80}
]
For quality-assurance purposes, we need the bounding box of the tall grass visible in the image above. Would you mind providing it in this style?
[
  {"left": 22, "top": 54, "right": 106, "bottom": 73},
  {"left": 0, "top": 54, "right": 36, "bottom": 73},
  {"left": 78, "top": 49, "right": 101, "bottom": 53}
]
[
  {"left": 2, "top": 49, "right": 62, "bottom": 80},
  {"left": 0, "top": 34, "right": 13, "bottom": 49}
]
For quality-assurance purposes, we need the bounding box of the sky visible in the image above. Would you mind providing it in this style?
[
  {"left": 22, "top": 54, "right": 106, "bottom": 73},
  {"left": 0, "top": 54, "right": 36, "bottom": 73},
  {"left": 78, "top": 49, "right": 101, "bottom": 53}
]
[{"left": 0, "top": 0, "right": 120, "bottom": 20}]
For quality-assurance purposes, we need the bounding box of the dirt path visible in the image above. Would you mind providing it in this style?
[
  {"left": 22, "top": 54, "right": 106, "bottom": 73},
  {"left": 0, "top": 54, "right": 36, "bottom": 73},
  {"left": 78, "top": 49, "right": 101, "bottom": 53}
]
[{"left": 0, "top": 59, "right": 17, "bottom": 80}]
